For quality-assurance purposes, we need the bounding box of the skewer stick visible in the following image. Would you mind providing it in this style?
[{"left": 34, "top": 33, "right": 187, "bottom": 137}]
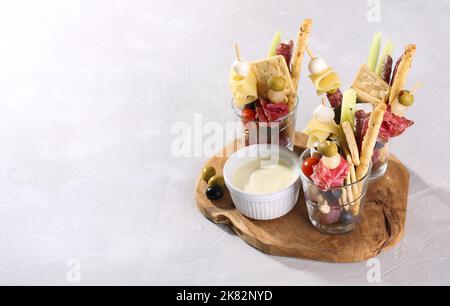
[
  {"left": 322, "top": 97, "right": 326, "bottom": 106},
  {"left": 410, "top": 82, "right": 423, "bottom": 95},
  {"left": 306, "top": 46, "right": 314, "bottom": 59},
  {"left": 234, "top": 43, "right": 241, "bottom": 61}
]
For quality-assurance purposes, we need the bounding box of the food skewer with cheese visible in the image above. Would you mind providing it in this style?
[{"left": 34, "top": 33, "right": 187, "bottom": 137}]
[
  {"left": 302, "top": 98, "right": 340, "bottom": 147},
  {"left": 306, "top": 46, "right": 343, "bottom": 107},
  {"left": 229, "top": 19, "right": 312, "bottom": 118},
  {"left": 229, "top": 44, "right": 258, "bottom": 107}
]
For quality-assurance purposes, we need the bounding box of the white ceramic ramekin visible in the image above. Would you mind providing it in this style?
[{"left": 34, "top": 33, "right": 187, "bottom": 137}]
[{"left": 223, "top": 144, "right": 301, "bottom": 220}]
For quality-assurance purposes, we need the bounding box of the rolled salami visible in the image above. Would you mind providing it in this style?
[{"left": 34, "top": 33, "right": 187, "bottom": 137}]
[
  {"left": 326, "top": 88, "right": 343, "bottom": 108},
  {"left": 381, "top": 55, "right": 393, "bottom": 84}
]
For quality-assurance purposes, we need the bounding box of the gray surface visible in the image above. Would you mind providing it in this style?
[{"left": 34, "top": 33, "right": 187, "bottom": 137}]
[{"left": 0, "top": 0, "right": 449, "bottom": 285}]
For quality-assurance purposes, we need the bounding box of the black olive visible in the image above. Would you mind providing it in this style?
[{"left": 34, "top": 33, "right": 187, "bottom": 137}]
[
  {"left": 244, "top": 101, "right": 257, "bottom": 110},
  {"left": 374, "top": 141, "right": 385, "bottom": 149},
  {"left": 324, "top": 189, "right": 342, "bottom": 202},
  {"left": 340, "top": 210, "right": 354, "bottom": 225},
  {"left": 206, "top": 186, "right": 224, "bottom": 200}
]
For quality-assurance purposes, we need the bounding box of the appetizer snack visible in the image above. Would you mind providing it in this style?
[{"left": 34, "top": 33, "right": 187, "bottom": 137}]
[
  {"left": 302, "top": 101, "right": 340, "bottom": 147},
  {"left": 229, "top": 19, "right": 312, "bottom": 148},
  {"left": 300, "top": 31, "right": 419, "bottom": 232},
  {"left": 352, "top": 34, "right": 418, "bottom": 178},
  {"left": 252, "top": 55, "right": 295, "bottom": 103},
  {"left": 305, "top": 47, "right": 343, "bottom": 107}
]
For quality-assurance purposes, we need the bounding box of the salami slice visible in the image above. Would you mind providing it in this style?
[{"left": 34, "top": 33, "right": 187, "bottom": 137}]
[
  {"left": 276, "top": 40, "right": 294, "bottom": 70},
  {"left": 381, "top": 55, "right": 393, "bottom": 84},
  {"left": 390, "top": 55, "right": 403, "bottom": 86},
  {"left": 362, "top": 106, "right": 414, "bottom": 143},
  {"left": 354, "top": 110, "right": 367, "bottom": 153},
  {"left": 326, "top": 89, "right": 343, "bottom": 108},
  {"left": 311, "top": 157, "right": 349, "bottom": 191},
  {"left": 260, "top": 99, "right": 289, "bottom": 122}
]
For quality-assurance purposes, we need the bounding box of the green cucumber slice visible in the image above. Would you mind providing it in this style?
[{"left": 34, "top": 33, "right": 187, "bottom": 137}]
[
  {"left": 367, "top": 32, "right": 383, "bottom": 72},
  {"left": 267, "top": 31, "right": 282, "bottom": 57},
  {"left": 340, "top": 89, "right": 357, "bottom": 128}
]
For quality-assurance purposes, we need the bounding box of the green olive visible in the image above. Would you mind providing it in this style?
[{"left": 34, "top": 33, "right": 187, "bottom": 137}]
[
  {"left": 398, "top": 90, "right": 414, "bottom": 106},
  {"left": 268, "top": 76, "right": 286, "bottom": 91},
  {"left": 317, "top": 141, "right": 338, "bottom": 158},
  {"left": 202, "top": 166, "right": 216, "bottom": 183},
  {"left": 208, "top": 175, "right": 225, "bottom": 188}
]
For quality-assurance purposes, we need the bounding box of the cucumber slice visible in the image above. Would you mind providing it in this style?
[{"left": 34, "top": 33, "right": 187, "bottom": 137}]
[
  {"left": 375, "top": 40, "right": 395, "bottom": 76},
  {"left": 340, "top": 89, "right": 357, "bottom": 128},
  {"left": 267, "top": 31, "right": 282, "bottom": 57},
  {"left": 367, "top": 32, "right": 383, "bottom": 72}
]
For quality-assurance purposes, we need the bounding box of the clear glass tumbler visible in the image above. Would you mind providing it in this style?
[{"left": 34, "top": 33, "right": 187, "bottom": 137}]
[
  {"left": 231, "top": 99, "right": 297, "bottom": 150},
  {"left": 370, "top": 143, "right": 389, "bottom": 180},
  {"left": 299, "top": 148, "right": 373, "bottom": 235}
]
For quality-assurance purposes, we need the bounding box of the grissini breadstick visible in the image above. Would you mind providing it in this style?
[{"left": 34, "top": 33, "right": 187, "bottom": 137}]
[
  {"left": 343, "top": 145, "right": 358, "bottom": 198},
  {"left": 389, "top": 44, "right": 416, "bottom": 103},
  {"left": 341, "top": 185, "right": 350, "bottom": 211},
  {"left": 356, "top": 103, "right": 387, "bottom": 180},
  {"left": 342, "top": 121, "right": 360, "bottom": 166},
  {"left": 342, "top": 144, "right": 360, "bottom": 215},
  {"left": 291, "top": 19, "right": 312, "bottom": 91},
  {"left": 344, "top": 173, "right": 354, "bottom": 211}
]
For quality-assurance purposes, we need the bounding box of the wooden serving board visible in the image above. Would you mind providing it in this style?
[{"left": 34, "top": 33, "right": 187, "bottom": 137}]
[{"left": 195, "top": 132, "right": 410, "bottom": 263}]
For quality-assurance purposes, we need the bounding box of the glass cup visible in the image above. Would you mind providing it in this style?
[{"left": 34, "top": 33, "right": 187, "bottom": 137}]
[
  {"left": 370, "top": 142, "right": 389, "bottom": 180},
  {"left": 231, "top": 99, "right": 297, "bottom": 150},
  {"left": 299, "top": 148, "right": 373, "bottom": 235}
]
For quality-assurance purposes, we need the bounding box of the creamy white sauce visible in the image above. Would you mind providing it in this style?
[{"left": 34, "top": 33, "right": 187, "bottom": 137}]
[{"left": 232, "top": 158, "right": 296, "bottom": 194}]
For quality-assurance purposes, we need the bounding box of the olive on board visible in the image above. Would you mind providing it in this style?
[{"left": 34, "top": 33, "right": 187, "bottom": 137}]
[
  {"left": 202, "top": 166, "right": 216, "bottom": 183},
  {"left": 206, "top": 186, "right": 224, "bottom": 201}
]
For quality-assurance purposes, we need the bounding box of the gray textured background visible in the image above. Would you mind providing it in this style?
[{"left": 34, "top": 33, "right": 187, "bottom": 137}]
[{"left": 0, "top": 0, "right": 449, "bottom": 285}]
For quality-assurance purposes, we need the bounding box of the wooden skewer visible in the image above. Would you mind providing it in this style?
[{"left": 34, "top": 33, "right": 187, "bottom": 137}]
[
  {"left": 322, "top": 97, "right": 326, "bottom": 106},
  {"left": 234, "top": 43, "right": 241, "bottom": 61},
  {"left": 410, "top": 82, "right": 423, "bottom": 95},
  {"left": 306, "top": 46, "right": 315, "bottom": 59}
]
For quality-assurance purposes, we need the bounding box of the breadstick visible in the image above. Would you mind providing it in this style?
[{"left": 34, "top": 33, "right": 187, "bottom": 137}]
[
  {"left": 356, "top": 103, "right": 387, "bottom": 180},
  {"left": 389, "top": 44, "right": 416, "bottom": 103},
  {"left": 288, "top": 20, "right": 312, "bottom": 109},
  {"left": 288, "top": 19, "right": 312, "bottom": 110},
  {"left": 344, "top": 173, "right": 354, "bottom": 210},
  {"left": 341, "top": 186, "right": 350, "bottom": 211},
  {"left": 291, "top": 19, "right": 312, "bottom": 92},
  {"left": 343, "top": 145, "right": 358, "bottom": 198},
  {"left": 342, "top": 121, "right": 360, "bottom": 166}
]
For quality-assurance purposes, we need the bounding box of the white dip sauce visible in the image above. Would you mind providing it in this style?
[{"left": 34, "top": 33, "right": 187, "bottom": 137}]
[{"left": 232, "top": 158, "right": 296, "bottom": 194}]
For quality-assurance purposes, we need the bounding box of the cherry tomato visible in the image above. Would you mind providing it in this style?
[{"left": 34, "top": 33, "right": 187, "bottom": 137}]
[
  {"left": 242, "top": 109, "right": 256, "bottom": 121},
  {"left": 301, "top": 157, "right": 320, "bottom": 178}
]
